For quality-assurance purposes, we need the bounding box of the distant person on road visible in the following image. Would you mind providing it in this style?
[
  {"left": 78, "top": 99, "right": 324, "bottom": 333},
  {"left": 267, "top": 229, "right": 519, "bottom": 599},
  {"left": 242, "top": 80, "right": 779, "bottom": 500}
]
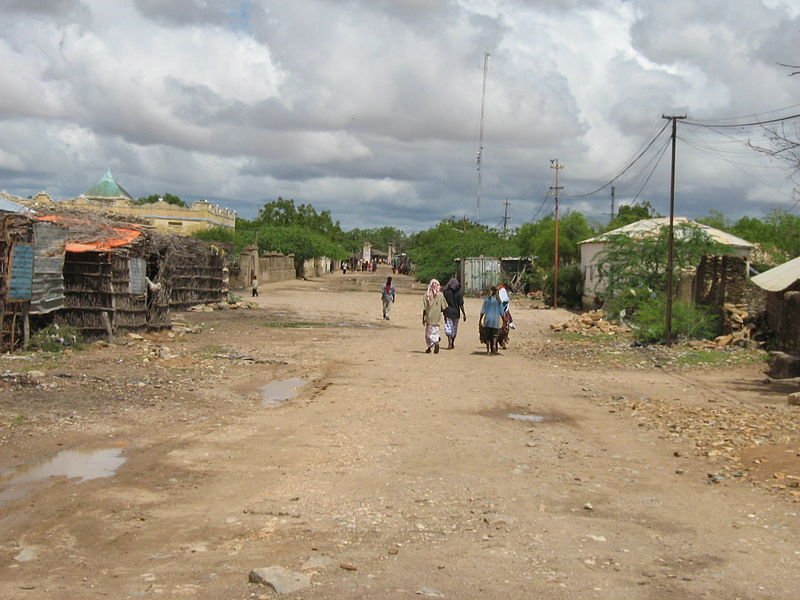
[
  {"left": 443, "top": 276, "right": 466, "bottom": 349},
  {"left": 479, "top": 286, "right": 503, "bottom": 354},
  {"left": 251, "top": 274, "right": 259, "bottom": 298},
  {"left": 381, "top": 276, "right": 396, "bottom": 320},
  {"left": 422, "top": 278, "right": 446, "bottom": 354}
]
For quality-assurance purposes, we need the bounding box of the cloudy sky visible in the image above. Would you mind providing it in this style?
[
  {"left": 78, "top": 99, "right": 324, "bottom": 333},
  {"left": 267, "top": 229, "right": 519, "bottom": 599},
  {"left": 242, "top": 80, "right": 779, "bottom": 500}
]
[{"left": 1, "top": 0, "right": 799, "bottom": 231}]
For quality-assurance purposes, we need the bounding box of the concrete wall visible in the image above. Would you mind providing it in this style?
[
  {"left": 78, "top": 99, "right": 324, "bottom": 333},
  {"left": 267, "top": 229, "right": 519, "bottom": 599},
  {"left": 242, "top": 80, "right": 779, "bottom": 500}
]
[
  {"left": 235, "top": 247, "right": 296, "bottom": 288},
  {"left": 64, "top": 197, "right": 236, "bottom": 235}
]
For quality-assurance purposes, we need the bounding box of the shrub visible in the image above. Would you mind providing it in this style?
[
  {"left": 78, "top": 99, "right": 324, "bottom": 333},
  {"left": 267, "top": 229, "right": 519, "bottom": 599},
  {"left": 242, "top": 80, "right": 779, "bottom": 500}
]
[
  {"left": 631, "top": 295, "right": 720, "bottom": 344},
  {"left": 29, "top": 323, "right": 82, "bottom": 352}
]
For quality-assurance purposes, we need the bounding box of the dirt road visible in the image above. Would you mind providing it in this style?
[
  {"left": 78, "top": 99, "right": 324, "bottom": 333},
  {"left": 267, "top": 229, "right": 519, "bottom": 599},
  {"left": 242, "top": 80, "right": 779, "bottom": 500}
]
[{"left": 1, "top": 268, "right": 799, "bottom": 599}]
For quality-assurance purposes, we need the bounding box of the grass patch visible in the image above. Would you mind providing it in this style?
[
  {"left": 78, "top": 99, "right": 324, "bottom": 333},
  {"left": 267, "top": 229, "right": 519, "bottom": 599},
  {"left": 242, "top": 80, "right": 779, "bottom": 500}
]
[
  {"left": 674, "top": 347, "right": 766, "bottom": 368},
  {"left": 9, "top": 414, "right": 26, "bottom": 427}
]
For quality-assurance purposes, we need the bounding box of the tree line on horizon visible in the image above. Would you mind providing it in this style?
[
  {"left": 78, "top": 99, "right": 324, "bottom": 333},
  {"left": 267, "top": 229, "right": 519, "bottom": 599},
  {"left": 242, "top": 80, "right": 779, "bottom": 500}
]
[{"left": 193, "top": 196, "right": 799, "bottom": 306}]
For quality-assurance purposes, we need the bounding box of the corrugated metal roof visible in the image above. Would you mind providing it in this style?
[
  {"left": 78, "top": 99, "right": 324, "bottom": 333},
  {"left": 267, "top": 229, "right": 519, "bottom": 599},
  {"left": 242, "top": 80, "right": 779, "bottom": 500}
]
[
  {"left": 0, "top": 197, "right": 31, "bottom": 213},
  {"left": 751, "top": 255, "right": 800, "bottom": 292},
  {"left": 580, "top": 217, "right": 754, "bottom": 249}
]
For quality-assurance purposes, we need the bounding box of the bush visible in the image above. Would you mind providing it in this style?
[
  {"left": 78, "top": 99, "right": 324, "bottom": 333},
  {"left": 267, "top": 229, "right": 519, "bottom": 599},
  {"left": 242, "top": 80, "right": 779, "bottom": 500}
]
[
  {"left": 29, "top": 323, "right": 82, "bottom": 352},
  {"left": 631, "top": 295, "right": 720, "bottom": 344}
]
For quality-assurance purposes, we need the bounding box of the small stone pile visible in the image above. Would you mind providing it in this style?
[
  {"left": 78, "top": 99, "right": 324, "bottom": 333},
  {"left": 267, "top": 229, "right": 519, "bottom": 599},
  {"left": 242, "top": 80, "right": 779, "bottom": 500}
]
[
  {"left": 714, "top": 303, "right": 756, "bottom": 348},
  {"left": 189, "top": 300, "right": 259, "bottom": 312},
  {"left": 550, "top": 310, "right": 629, "bottom": 335}
]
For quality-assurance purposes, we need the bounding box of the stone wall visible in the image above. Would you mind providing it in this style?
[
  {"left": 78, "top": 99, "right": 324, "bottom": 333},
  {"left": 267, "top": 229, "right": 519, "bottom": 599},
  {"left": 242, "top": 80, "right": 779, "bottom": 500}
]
[
  {"left": 777, "top": 291, "right": 800, "bottom": 353},
  {"left": 694, "top": 255, "right": 765, "bottom": 315},
  {"left": 259, "top": 253, "right": 296, "bottom": 283}
]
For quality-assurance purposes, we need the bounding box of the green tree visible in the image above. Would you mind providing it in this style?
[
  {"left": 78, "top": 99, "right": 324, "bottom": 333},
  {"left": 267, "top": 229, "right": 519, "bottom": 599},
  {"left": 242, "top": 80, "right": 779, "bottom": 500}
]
[
  {"left": 604, "top": 201, "right": 660, "bottom": 232},
  {"left": 697, "top": 209, "right": 730, "bottom": 231},
  {"left": 513, "top": 211, "right": 594, "bottom": 267},
  {"left": 256, "top": 197, "right": 345, "bottom": 240},
  {"left": 406, "top": 219, "right": 513, "bottom": 284}
]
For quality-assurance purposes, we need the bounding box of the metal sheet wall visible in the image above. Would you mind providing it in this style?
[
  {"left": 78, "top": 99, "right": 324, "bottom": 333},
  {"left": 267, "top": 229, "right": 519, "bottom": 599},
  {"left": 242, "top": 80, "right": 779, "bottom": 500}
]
[
  {"left": 459, "top": 256, "right": 501, "bottom": 295},
  {"left": 30, "top": 222, "right": 67, "bottom": 314},
  {"left": 8, "top": 243, "right": 33, "bottom": 300}
]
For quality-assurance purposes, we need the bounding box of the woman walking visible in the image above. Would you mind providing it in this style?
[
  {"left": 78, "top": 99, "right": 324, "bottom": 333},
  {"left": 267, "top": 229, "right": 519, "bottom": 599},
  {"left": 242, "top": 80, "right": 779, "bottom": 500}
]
[
  {"left": 443, "top": 277, "right": 466, "bottom": 349},
  {"left": 422, "top": 278, "right": 446, "bottom": 354},
  {"left": 479, "top": 286, "right": 503, "bottom": 354},
  {"left": 381, "top": 276, "right": 396, "bottom": 320}
]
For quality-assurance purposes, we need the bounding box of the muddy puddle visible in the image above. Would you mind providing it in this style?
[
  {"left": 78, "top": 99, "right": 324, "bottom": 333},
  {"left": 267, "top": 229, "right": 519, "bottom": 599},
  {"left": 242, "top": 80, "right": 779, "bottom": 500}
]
[
  {"left": 507, "top": 413, "right": 546, "bottom": 423},
  {"left": 480, "top": 405, "right": 570, "bottom": 425},
  {"left": 262, "top": 377, "right": 305, "bottom": 407},
  {"left": 0, "top": 447, "right": 126, "bottom": 505}
]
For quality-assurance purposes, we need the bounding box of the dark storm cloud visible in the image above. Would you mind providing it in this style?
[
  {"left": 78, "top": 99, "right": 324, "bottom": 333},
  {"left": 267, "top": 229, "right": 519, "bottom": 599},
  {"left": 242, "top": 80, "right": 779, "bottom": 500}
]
[{"left": 0, "top": 0, "right": 797, "bottom": 230}]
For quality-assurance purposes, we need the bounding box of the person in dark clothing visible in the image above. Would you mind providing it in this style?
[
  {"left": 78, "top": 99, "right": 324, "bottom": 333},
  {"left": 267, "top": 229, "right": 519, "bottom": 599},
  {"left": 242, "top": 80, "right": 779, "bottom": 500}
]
[{"left": 443, "top": 277, "right": 466, "bottom": 349}]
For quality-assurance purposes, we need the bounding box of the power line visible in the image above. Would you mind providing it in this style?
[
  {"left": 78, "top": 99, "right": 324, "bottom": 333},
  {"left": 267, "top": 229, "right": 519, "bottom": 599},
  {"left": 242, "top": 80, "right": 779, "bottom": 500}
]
[
  {"left": 629, "top": 134, "right": 672, "bottom": 204},
  {"left": 568, "top": 120, "right": 671, "bottom": 199},
  {"left": 684, "top": 112, "right": 800, "bottom": 129},
  {"left": 531, "top": 190, "right": 551, "bottom": 221}
]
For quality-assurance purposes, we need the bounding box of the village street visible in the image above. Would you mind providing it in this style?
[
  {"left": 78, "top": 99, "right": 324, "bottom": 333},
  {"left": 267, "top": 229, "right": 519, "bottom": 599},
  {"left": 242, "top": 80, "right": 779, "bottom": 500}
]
[{"left": 1, "top": 268, "right": 799, "bottom": 600}]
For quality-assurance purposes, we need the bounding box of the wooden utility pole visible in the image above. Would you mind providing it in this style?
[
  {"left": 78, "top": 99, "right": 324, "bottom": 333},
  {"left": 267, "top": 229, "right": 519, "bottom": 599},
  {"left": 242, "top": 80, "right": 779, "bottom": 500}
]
[
  {"left": 550, "top": 159, "right": 564, "bottom": 309},
  {"left": 662, "top": 114, "right": 686, "bottom": 346},
  {"left": 502, "top": 198, "right": 510, "bottom": 235}
]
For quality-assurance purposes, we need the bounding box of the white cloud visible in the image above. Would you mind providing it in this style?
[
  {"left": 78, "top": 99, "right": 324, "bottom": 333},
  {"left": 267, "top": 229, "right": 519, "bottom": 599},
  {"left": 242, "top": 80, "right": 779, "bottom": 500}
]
[{"left": 0, "top": 0, "right": 797, "bottom": 230}]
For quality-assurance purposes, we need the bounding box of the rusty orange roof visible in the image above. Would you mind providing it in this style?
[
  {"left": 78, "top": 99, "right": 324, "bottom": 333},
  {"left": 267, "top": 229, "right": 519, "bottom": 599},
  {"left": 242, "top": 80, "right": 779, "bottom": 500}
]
[{"left": 35, "top": 214, "right": 142, "bottom": 252}]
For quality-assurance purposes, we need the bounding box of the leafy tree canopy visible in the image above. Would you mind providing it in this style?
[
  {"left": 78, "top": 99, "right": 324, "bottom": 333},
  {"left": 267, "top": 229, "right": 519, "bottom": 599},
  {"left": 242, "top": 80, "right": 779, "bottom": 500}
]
[
  {"left": 513, "top": 211, "right": 594, "bottom": 267},
  {"left": 256, "top": 197, "right": 345, "bottom": 240},
  {"left": 406, "top": 219, "right": 514, "bottom": 284},
  {"left": 604, "top": 201, "right": 660, "bottom": 232}
]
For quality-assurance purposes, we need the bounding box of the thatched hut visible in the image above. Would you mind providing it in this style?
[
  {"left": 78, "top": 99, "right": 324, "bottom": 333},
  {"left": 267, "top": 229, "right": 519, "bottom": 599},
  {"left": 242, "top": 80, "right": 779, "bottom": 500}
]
[{"left": 0, "top": 208, "right": 35, "bottom": 351}]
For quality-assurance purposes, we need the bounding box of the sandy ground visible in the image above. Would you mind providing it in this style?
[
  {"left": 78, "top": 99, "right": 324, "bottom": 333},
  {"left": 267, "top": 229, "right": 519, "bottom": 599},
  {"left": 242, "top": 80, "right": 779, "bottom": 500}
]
[{"left": 1, "top": 267, "right": 799, "bottom": 600}]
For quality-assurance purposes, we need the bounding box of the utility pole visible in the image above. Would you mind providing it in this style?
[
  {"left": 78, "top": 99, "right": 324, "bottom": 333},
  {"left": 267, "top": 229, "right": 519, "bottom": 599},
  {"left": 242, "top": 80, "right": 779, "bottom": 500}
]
[
  {"left": 475, "top": 51, "right": 490, "bottom": 224},
  {"left": 662, "top": 114, "right": 686, "bottom": 346},
  {"left": 502, "top": 198, "right": 510, "bottom": 235},
  {"left": 610, "top": 186, "right": 615, "bottom": 224},
  {"left": 550, "top": 159, "right": 564, "bottom": 309}
]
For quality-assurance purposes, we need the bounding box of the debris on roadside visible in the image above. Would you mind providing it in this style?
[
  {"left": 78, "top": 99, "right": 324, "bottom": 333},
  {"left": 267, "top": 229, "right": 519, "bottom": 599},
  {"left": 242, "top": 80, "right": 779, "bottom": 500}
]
[
  {"left": 189, "top": 301, "right": 259, "bottom": 312},
  {"left": 550, "top": 310, "right": 629, "bottom": 335},
  {"left": 714, "top": 303, "right": 758, "bottom": 348}
]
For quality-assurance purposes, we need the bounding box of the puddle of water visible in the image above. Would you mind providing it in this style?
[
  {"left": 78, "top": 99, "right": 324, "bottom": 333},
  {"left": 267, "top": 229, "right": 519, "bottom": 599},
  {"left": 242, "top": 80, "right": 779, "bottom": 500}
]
[
  {"left": 262, "top": 377, "right": 305, "bottom": 407},
  {"left": 507, "top": 413, "right": 546, "bottom": 423},
  {"left": 0, "top": 448, "right": 126, "bottom": 505}
]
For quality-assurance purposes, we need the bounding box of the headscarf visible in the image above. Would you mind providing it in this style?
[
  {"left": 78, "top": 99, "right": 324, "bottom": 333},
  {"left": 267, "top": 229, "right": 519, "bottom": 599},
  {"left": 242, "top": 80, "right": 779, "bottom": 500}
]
[
  {"left": 426, "top": 278, "right": 441, "bottom": 300},
  {"left": 446, "top": 277, "right": 460, "bottom": 291},
  {"left": 385, "top": 277, "right": 393, "bottom": 293}
]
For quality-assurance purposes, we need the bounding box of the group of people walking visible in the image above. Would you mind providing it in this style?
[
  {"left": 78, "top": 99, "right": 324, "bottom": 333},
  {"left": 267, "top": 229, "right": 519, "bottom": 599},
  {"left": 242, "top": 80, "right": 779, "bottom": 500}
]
[{"left": 384, "top": 274, "right": 512, "bottom": 355}]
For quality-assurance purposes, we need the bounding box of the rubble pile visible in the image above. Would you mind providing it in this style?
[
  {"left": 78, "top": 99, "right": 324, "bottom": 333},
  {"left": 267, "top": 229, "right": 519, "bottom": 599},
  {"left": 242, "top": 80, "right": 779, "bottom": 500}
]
[
  {"left": 550, "top": 310, "right": 629, "bottom": 335},
  {"left": 189, "top": 300, "right": 259, "bottom": 312},
  {"left": 714, "top": 303, "right": 758, "bottom": 348}
]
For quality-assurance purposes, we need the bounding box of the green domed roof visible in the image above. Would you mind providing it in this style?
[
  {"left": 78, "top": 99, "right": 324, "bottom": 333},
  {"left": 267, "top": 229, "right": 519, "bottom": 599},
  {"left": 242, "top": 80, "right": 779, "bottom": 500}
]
[{"left": 85, "top": 169, "right": 133, "bottom": 200}]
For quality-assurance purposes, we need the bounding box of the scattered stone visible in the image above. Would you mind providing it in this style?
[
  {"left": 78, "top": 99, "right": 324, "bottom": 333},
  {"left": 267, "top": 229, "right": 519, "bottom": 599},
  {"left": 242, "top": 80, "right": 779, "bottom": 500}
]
[
  {"left": 675, "top": 469, "right": 685, "bottom": 475},
  {"left": 583, "top": 503, "right": 593, "bottom": 511},
  {"left": 483, "top": 513, "right": 514, "bottom": 528},
  {"left": 788, "top": 392, "right": 800, "bottom": 407},
  {"left": 586, "top": 534, "right": 607, "bottom": 542},
  {"left": 767, "top": 351, "right": 800, "bottom": 379},
  {"left": 550, "top": 310, "right": 629, "bottom": 335},
  {"left": 416, "top": 587, "right": 444, "bottom": 597},
  {"left": 339, "top": 562, "right": 357, "bottom": 571},
  {"left": 14, "top": 546, "right": 37, "bottom": 562},
  {"left": 248, "top": 566, "right": 311, "bottom": 594},
  {"left": 26, "top": 370, "right": 45, "bottom": 381},
  {"left": 388, "top": 548, "right": 399, "bottom": 555}
]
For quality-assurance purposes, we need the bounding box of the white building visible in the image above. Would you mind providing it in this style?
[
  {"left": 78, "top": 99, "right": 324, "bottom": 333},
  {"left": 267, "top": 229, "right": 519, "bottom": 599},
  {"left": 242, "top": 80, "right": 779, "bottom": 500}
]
[{"left": 579, "top": 217, "right": 754, "bottom": 309}]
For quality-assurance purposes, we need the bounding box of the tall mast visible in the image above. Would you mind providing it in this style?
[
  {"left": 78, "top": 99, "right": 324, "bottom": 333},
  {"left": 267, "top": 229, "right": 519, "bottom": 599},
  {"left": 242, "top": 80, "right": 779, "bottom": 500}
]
[{"left": 476, "top": 51, "right": 490, "bottom": 224}]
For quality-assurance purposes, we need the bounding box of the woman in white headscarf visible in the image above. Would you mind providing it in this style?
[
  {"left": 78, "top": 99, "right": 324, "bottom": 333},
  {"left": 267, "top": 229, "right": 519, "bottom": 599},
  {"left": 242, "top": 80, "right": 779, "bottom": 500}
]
[{"left": 422, "top": 278, "right": 447, "bottom": 353}]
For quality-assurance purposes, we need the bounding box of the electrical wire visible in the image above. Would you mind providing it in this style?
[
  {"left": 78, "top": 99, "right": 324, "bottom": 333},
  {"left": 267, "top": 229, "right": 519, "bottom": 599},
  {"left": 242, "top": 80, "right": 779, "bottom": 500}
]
[
  {"left": 684, "top": 112, "right": 800, "bottom": 129},
  {"left": 629, "top": 134, "right": 672, "bottom": 204},
  {"left": 531, "top": 191, "right": 551, "bottom": 221},
  {"left": 568, "top": 119, "right": 672, "bottom": 199}
]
